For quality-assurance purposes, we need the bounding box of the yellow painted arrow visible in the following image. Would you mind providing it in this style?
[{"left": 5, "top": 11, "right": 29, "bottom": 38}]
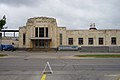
[{"left": 41, "top": 74, "right": 46, "bottom": 80}]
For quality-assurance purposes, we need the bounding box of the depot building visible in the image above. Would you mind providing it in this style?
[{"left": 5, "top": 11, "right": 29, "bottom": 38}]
[{"left": 2, "top": 17, "right": 120, "bottom": 52}]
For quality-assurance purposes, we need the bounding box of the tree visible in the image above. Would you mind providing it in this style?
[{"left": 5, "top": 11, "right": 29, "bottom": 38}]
[
  {"left": 0, "top": 15, "right": 6, "bottom": 47},
  {"left": 0, "top": 15, "right": 6, "bottom": 31}
]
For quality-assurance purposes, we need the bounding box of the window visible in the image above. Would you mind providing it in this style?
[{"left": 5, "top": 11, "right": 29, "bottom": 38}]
[
  {"left": 23, "top": 33, "right": 26, "bottom": 45},
  {"left": 46, "top": 27, "right": 48, "bottom": 37},
  {"left": 88, "top": 38, "right": 93, "bottom": 45},
  {"left": 111, "top": 37, "right": 116, "bottom": 45},
  {"left": 39, "top": 28, "right": 44, "bottom": 37},
  {"left": 0, "top": 33, "right": 2, "bottom": 38},
  {"left": 35, "top": 27, "right": 38, "bottom": 37},
  {"left": 78, "top": 38, "right": 83, "bottom": 45},
  {"left": 99, "top": 38, "right": 104, "bottom": 45},
  {"left": 60, "top": 34, "right": 62, "bottom": 45},
  {"left": 68, "top": 38, "right": 73, "bottom": 45}
]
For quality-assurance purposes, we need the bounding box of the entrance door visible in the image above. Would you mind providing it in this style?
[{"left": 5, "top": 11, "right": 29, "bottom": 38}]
[
  {"left": 39, "top": 40, "right": 44, "bottom": 48},
  {"left": 34, "top": 40, "right": 50, "bottom": 48},
  {"left": 45, "top": 40, "right": 49, "bottom": 48},
  {"left": 35, "top": 40, "right": 39, "bottom": 48}
]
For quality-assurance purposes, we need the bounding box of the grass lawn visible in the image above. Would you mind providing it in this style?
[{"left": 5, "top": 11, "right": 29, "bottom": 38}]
[
  {"left": 0, "top": 54, "right": 8, "bottom": 57},
  {"left": 74, "top": 54, "right": 120, "bottom": 58}
]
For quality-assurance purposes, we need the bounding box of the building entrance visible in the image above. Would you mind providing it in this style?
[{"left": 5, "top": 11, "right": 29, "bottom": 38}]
[{"left": 34, "top": 40, "right": 50, "bottom": 48}]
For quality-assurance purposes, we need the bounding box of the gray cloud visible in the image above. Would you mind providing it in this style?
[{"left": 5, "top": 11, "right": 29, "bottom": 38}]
[
  {"left": 0, "top": 0, "right": 120, "bottom": 29},
  {"left": 59, "top": 0, "right": 120, "bottom": 29},
  {"left": 0, "top": 0, "right": 44, "bottom": 7}
]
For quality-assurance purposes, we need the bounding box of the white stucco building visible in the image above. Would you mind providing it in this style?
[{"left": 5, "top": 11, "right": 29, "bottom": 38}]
[
  {"left": 19, "top": 17, "right": 120, "bottom": 49},
  {"left": 2, "top": 17, "right": 120, "bottom": 52}
]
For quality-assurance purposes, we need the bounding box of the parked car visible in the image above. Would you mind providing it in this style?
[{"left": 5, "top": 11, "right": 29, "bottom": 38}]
[
  {"left": 58, "top": 45, "right": 79, "bottom": 51},
  {"left": 0, "top": 44, "right": 15, "bottom": 51}
]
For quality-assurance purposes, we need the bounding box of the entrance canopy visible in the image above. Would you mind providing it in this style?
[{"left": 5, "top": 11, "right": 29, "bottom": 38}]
[{"left": 30, "top": 37, "right": 52, "bottom": 40}]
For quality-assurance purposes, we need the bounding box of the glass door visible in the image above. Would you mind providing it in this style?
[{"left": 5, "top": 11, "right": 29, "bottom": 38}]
[
  {"left": 45, "top": 40, "right": 49, "bottom": 48},
  {"left": 39, "top": 40, "right": 44, "bottom": 48},
  {"left": 35, "top": 40, "right": 39, "bottom": 48},
  {"left": 34, "top": 40, "right": 50, "bottom": 48}
]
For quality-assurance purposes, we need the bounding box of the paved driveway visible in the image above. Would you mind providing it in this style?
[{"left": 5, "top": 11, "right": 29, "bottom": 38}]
[{"left": 0, "top": 51, "right": 120, "bottom": 80}]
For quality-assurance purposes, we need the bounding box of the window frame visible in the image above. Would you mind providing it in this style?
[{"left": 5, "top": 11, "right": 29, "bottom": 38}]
[
  {"left": 60, "top": 33, "right": 62, "bottom": 45},
  {"left": 35, "top": 27, "right": 38, "bottom": 37},
  {"left": 68, "top": 38, "right": 73, "bottom": 45},
  {"left": 39, "top": 27, "right": 44, "bottom": 37},
  {"left": 99, "top": 38, "right": 104, "bottom": 45},
  {"left": 88, "top": 38, "right": 93, "bottom": 45},
  {"left": 78, "top": 38, "right": 83, "bottom": 45},
  {"left": 111, "top": 37, "right": 116, "bottom": 45},
  {"left": 46, "top": 27, "right": 48, "bottom": 37},
  {"left": 23, "top": 33, "right": 26, "bottom": 45}
]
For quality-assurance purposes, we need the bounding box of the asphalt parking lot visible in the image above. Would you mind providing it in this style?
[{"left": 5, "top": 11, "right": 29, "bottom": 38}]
[{"left": 0, "top": 51, "right": 120, "bottom": 80}]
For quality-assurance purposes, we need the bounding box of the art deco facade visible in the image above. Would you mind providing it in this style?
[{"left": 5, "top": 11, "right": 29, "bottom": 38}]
[{"left": 19, "top": 17, "right": 120, "bottom": 49}]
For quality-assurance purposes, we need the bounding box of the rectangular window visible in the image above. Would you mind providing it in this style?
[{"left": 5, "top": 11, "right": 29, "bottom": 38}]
[
  {"left": 46, "top": 27, "right": 48, "bottom": 37},
  {"left": 99, "top": 38, "right": 104, "bottom": 45},
  {"left": 78, "top": 38, "right": 83, "bottom": 45},
  {"left": 23, "top": 33, "right": 26, "bottom": 45},
  {"left": 60, "top": 34, "right": 62, "bottom": 45},
  {"left": 68, "top": 38, "right": 73, "bottom": 45},
  {"left": 111, "top": 37, "right": 116, "bottom": 45},
  {"left": 39, "top": 28, "right": 44, "bottom": 37},
  {"left": 35, "top": 27, "right": 38, "bottom": 37},
  {"left": 88, "top": 38, "right": 93, "bottom": 45},
  {"left": 0, "top": 33, "right": 2, "bottom": 38}
]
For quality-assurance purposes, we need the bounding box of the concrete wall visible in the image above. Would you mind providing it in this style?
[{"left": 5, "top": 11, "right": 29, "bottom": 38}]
[
  {"left": 65, "top": 30, "right": 120, "bottom": 47},
  {"left": 57, "top": 27, "right": 67, "bottom": 46},
  {"left": 80, "top": 46, "right": 120, "bottom": 52},
  {"left": 2, "top": 37, "right": 19, "bottom": 48},
  {"left": 19, "top": 26, "right": 26, "bottom": 48},
  {"left": 19, "top": 17, "right": 120, "bottom": 49},
  {"left": 19, "top": 17, "right": 59, "bottom": 48}
]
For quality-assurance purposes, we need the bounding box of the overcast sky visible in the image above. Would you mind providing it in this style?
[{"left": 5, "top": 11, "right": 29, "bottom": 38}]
[{"left": 0, "top": 0, "right": 120, "bottom": 30}]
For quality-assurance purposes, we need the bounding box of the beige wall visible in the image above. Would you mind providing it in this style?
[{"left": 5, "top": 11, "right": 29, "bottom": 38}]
[
  {"left": 57, "top": 27, "right": 67, "bottom": 46},
  {"left": 19, "top": 17, "right": 59, "bottom": 48},
  {"left": 19, "top": 17, "right": 120, "bottom": 48},
  {"left": 19, "top": 26, "right": 26, "bottom": 48},
  {"left": 2, "top": 37, "right": 19, "bottom": 48},
  {"left": 63, "top": 30, "right": 120, "bottom": 47}
]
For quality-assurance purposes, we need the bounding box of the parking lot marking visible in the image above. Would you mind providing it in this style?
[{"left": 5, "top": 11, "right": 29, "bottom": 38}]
[
  {"left": 42, "top": 61, "right": 53, "bottom": 74},
  {"left": 104, "top": 74, "right": 118, "bottom": 77},
  {"left": 40, "top": 74, "right": 46, "bottom": 80}
]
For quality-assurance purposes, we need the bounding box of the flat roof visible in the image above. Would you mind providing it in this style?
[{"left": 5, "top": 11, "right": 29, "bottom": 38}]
[{"left": 1, "top": 29, "right": 19, "bottom": 32}]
